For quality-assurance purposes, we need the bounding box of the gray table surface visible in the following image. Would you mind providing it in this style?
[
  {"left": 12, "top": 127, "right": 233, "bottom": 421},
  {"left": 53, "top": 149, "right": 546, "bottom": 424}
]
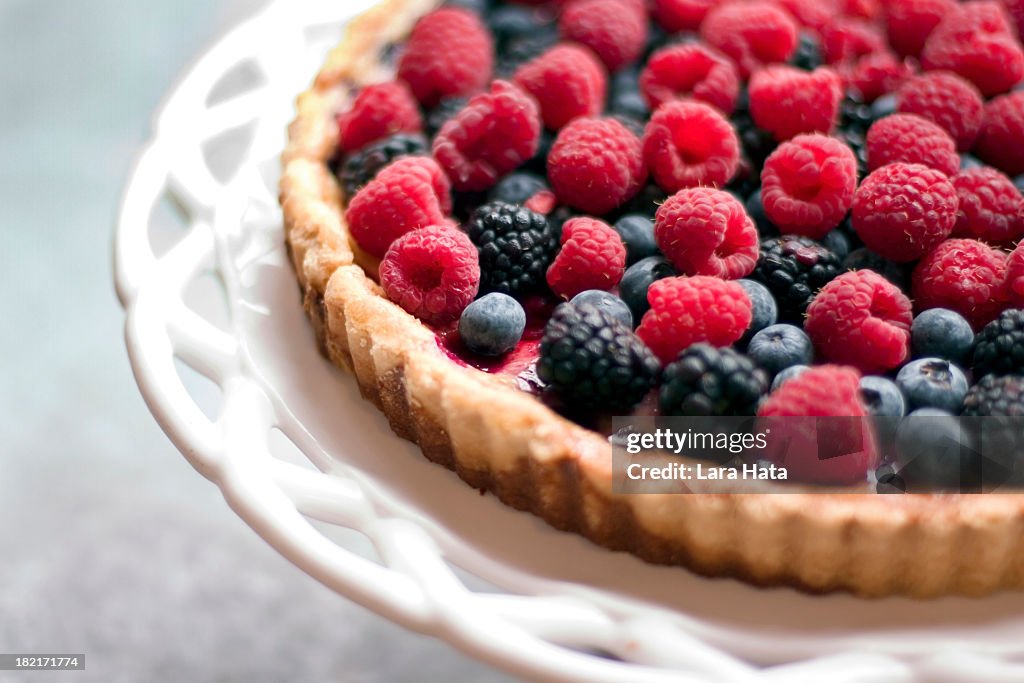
[{"left": 0, "top": 1, "right": 516, "bottom": 680}]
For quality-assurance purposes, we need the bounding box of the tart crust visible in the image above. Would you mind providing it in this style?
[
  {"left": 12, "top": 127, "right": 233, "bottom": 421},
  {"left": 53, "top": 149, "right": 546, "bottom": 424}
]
[{"left": 280, "top": 0, "right": 1024, "bottom": 598}]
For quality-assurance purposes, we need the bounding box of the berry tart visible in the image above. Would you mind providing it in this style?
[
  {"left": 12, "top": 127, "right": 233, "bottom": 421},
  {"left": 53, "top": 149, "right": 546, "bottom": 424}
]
[{"left": 281, "top": 0, "right": 1024, "bottom": 597}]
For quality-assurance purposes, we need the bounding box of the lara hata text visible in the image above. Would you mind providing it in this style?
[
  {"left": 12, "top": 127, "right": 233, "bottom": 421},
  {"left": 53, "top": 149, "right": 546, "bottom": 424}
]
[{"left": 626, "top": 462, "right": 788, "bottom": 481}]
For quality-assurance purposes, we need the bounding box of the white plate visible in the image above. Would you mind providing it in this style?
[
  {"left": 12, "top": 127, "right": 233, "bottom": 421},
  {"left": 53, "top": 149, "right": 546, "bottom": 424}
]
[{"left": 114, "top": 2, "right": 1024, "bottom": 681}]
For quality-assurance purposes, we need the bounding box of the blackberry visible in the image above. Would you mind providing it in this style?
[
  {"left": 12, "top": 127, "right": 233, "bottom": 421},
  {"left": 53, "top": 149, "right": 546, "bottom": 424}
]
[
  {"left": 960, "top": 374, "right": 1024, "bottom": 488},
  {"left": 972, "top": 309, "right": 1024, "bottom": 378},
  {"left": 337, "top": 133, "right": 428, "bottom": 199},
  {"left": 496, "top": 29, "right": 558, "bottom": 77},
  {"left": 538, "top": 303, "right": 661, "bottom": 412},
  {"left": 750, "top": 235, "right": 841, "bottom": 320},
  {"left": 425, "top": 97, "right": 467, "bottom": 136},
  {"left": 659, "top": 344, "right": 768, "bottom": 417},
  {"left": 466, "top": 201, "right": 557, "bottom": 297},
  {"left": 842, "top": 247, "right": 909, "bottom": 291},
  {"left": 962, "top": 374, "right": 1024, "bottom": 416}
]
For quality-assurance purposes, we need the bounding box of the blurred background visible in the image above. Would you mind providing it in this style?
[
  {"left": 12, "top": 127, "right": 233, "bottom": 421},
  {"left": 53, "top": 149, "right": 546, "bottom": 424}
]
[{"left": 0, "top": 1, "right": 513, "bottom": 680}]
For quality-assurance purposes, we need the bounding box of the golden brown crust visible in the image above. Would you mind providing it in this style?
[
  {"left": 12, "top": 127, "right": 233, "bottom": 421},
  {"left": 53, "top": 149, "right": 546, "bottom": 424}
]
[{"left": 280, "top": 0, "right": 1024, "bottom": 598}]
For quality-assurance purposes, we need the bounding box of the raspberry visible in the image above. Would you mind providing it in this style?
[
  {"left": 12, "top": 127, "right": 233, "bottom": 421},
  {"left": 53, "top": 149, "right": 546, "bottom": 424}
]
[
  {"left": 851, "top": 163, "right": 958, "bottom": 262},
  {"left": 760, "top": 134, "right": 857, "bottom": 239},
  {"left": 951, "top": 168, "right": 1024, "bottom": 246},
  {"left": 912, "top": 238, "right": 1009, "bottom": 330},
  {"left": 748, "top": 66, "right": 843, "bottom": 141},
  {"left": 345, "top": 157, "right": 452, "bottom": 259},
  {"left": 884, "top": 0, "right": 957, "bottom": 57},
  {"left": 772, "top": 0, "right": 835, "bottom": 34},
  {"left": 432, "top": 81, "right": 541, "bottom": 192},
  {"left": 804, "top": 270, "right": 913, "bottom": 373},
  {"left": 379, "top": 224, "right": 481, "bottom": 325},
  {"left": 547, "top": 117, "right": 646, "bottom": 214},
  {"left": 651, "top": 0, "right": 718, "bottom": 33},
  {"left": 513, "top": 43, "right": 607, "bottom": 130},
  {"left": 1008, "top": 242, "right": 1024, "bottom": 305},
  {"left": 844, "top": 52, "right": 915, "bottom": 104},
  {"left": 700, "top": 1, "right": 799, "bottom": 79},
  {"left": 660, "top": 344, "right": 769, "bottom": 417},
  {"left": 558, "top": 0, "right": 646, "bottom": 72},
  {"left": 653, "top": 188, "right": 758, "bottom": 279},
  {"left": 1005, "top": 0, "right": 1024, "bottom": 38},
  {"left": 865, "top": 113, "right": 959, "bottom": 176},
  {"left": 337, "top": 133, "right": 428, "bottom": 199},
  {"left": 976, "top": 92, "right": 1024, "bottom": 176},
  {"left": 335, "top": 81, "right": 422, "bottom": 154},
  {"left": 921, "top": 2, "right": 1024, "bottom": 97},
  {"left": 972, "top": 309, "right": 1024, "bottom": 377},
  {"left": 821, "top": 18, "right": 886, "bottom": 64},
  {"left": 841, "top": 0, "right": 881, "bottom": 21},
  {"left": 546, "top": 217, "right": 627, "bottom": 299},
  {"left": 397, "top": 8, "right": 494, "bottom": 107},
  {"left": 896, "top": 72, "right": 985, "bottom": 152},
  {"left": 636, "top": 276, "right": 753, "bottom": 363},
  {"left": 639, "top": 43, "right": 740, "bottom": 114},
  {"left": 537, "top": 302, "right": 661, "bottom": 412},
  {"left": 467, "top": 201, "right": 558, "bottom": 296},
  {"left": 757, "top": 365, "right": 876, "bottom": 485},
  {"left": 642, "top": 101, "right": 740, "bottom": 193},
  {"left": 751, "top": 235, "right": 842, "bottom": 320}
]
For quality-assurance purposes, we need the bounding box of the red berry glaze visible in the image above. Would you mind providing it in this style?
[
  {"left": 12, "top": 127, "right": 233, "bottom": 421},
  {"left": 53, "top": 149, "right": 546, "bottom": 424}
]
[
  {"left": 700, "top": 1, "right": 799, "bottom": 79},
  {"left": 336, "top": 81, "right": 422, "bottom": 154},
  {"left": 558, "top": 0, "right": 646, "bottom": 72},
  {"left": 804, "top": 270, "right": 913, "bottom": 374},
  {"left": 749, "top": 66, "right": 843, "bottom": 141},
  {"left": 639, "top": 43, "right": 740, "bottom": 114},
  {"left": 896, "top": 71, "right": 985, "bottom": 151},
  {"left": 761, "top": 134, "right": 858, "bottom": 239},
  {"left": 637, "top": 276, "right": 753, "bottom": 364},
  {"left": 851, "top": 162, "right": 958, "bottom": 262},
  {"left": 380, "top": 224, "right": 481, "bottom": 326},
  {"left": 976, "top": 92, "right": 1024, "bottom": 176},
  {"left": 951, "top": 167, "right": 1024, "bottom": 246},
  {"left": 643, "top": 100, "right": 740, "bottom": 193},
  {"left": 912, "top": 238, "right": 1010, "bottom": 330},
  {"left": 865, "top": 113, "right": 959, "bottom": 176},
  {"left": 546, "top": 217, "right": 627, "bottom": 299},
  {"left": 513, "top": 44, "right": 607, "bottom": 130},
  {"left": 432, "top": 81, "right": 541, "bottom": 192},
  {"left": 397, "top": 8, "right": 494, "bottom": 107},
  {"left": 548, "top": 116, "right": 647, "bottom": 214},
  {"left": 653, "top": 187, "right": 759, "bottom": 279},
  {"left": 345, "top": 157, "right": 452, "bottom": 259}
]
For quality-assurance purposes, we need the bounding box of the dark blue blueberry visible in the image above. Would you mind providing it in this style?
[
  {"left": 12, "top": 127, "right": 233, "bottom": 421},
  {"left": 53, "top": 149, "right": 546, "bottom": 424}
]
[
  {"left": 745, "top": 189, "right": 778, "bottom": 237},
  {"left": 488, "top": 172, "right": 548, "bottom": 205},
  {"left": 870, "top": 94, "right": 897, "bottom": 122},
  {"left": 610, "top": 89, "right": 649, "bottom": 121},
  {"left": 570, "top": 290, "right": 633, "bottom": 328},
  {"left": 616, "top": 184, "right": 668, "bottom": 220},
  {"left": 820, "top": 229, "right": 851, "bottom": 261},
  {"left": 895, "top": 408, "right": 977, "bottom": 491},
  {"left": 488, "top": 6, "right": 545, "bottom": 48},
  {"left": 896, "top": 358, "right": 969, "bottom": 413},
  {"left": 911, "top": 308, "right": 974, "bottom": 363},
  {"left": 619, "top": 256, "right": 677, "bottom": 324},
  {"left": 458, "top": 293, "right": 527, "bottom": 356},
  {"left": 960, "top": 154, "right": 985, "bottom": 171},
  {"left": 770, "top": 364, "right": 809, "bottom": 392},
  {"left": 842, "top": 247, "right": 910, "bottom": 291},
  {"left": 445, "top": 0, "right": 489, "bottom": 13},
  {"left": 737, "top": 279, "right": 778, "bottom": 345},
  {"left": 1015, "top": 174, "right": 1024, "bottom": 195},
  {"left": 859, "top": 376, "right": 906, "bottom": 417},
  {"left": 614, "top": 214, "right": 659, "bottom": 265},
  {"left": 747, "top": 324, "right": 813, "bottom": 375},
  {"left": 790, "top": 31, "right": 822, "bottom": 71}
]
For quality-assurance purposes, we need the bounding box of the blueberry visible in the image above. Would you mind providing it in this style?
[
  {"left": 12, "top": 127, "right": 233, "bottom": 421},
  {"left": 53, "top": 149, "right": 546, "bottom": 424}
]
[
  {"left": 488, "top": 172, "right": 547, "bottom": 205},
  {"left": 609, "top": 89, "right": 649, "bottom": 121},
  {"left": 911, "top": 308, "right": 974, "bottom": 363},
  {"left": 790, "top": 31, "right": 822, "bottom": 71},
  {"left": 613, "top": 214, "right": 658, "bottom": 265},
  {"left": 745, "top": 189, "right": 778, "bottom": 236},
  {"left": 859, "top": 376, "right": 906, "bottom": 417},
  {"left": 747, "top": 324, "right": 813, "bottom": 375},
  {"left": 771, "top": 364, "right": 809, "bottom": 391},
  {"left": 737, "top": 279, "right": 778, "bottom": 344},
  {"left": 445, "top": 0, "right": 489, "bottom": 12},
  {"left": 895, "top": 408, "right": 977, "bottom": 491},
  {"left": 570, "top": 290, "right": 633, "bottom": 328},
  {"left": 458, "top": 293, "right": 526, "bottom": 356},
  {"left": 960, "top": 154, "right": 985, "bottom": 170},
  {"left": 842, "top": 247, "right": 910, "bottom": 291},
  {"left": 870, "top": 94, "right": 897, "bottom": 122},
  {"left": 619, "top": 256, "right": 676, "bottom": 323},
  {"left": 896, "top": 358, "right": 969, "bottom": 413},
  {"left": 1015, "top": 174, "right": 1024, "bottom": 195},
  {"left": 488, "top": 6, "right": 543, "bottom": 48},
  {"left": 820, "top": 229, "right": 851, "bottom": 261}
]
